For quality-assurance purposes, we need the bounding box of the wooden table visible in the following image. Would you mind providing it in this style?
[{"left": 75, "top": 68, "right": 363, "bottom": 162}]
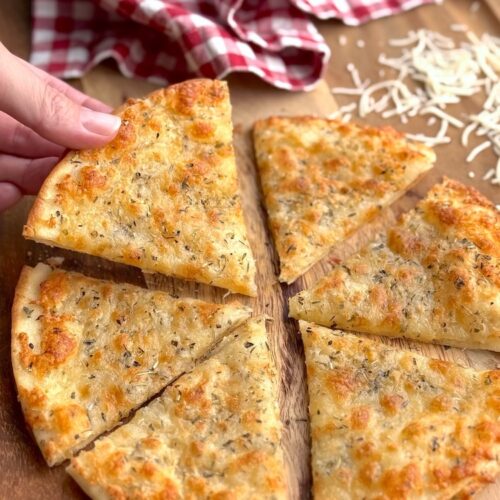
[{"left": 0, "top": 1, "right": 498, "bottom": 498}]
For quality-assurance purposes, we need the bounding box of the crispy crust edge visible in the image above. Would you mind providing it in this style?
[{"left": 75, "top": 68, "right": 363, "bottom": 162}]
[
  {"left": 11, "top": 265, "right": 44, "bottom": 458},
  {"left": 435, "top": 176, "right": 498, "bottom": 212},
  {"left": 253, "top": 115, "right": 436, "bottom": 161},
  {"left": 293, "top": 308, "right": 500, "bottom": 351},
  {"left": 11, "top": 264, "right": 40, "bottom": 381},
  {"left": 67, "top": 461, "right": 107, "bottom": 500}
]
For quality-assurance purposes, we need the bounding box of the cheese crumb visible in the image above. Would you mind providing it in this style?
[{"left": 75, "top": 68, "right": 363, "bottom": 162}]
[
  {"left": 46, "top": 256, "right": 65, "bottom": 267},
  {"left": 470, "top": 1, "right": 480, "bottom": 13},
  {"left": 451, "top": 24, "right": 468, "bottom": 32}
]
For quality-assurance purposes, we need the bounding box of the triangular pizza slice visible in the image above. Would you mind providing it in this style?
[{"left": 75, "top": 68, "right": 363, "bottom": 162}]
[
  {"left": 300, "top": 321, "right": 500, "bottom": 500},
  {"left": 11, "top": 263, "right": 251, "bottom": 466},
  {"left": 253, "top": 117, "right": 435, "bottom": 283},
  {"left": 23, "top": 79, "right": 256, "bottom": 296},
  {"left": 290, "top": 178, "right": 500, "bottom": 351},
  {"left": 67, "top": 317, "right": 286, "bottom": 499}
]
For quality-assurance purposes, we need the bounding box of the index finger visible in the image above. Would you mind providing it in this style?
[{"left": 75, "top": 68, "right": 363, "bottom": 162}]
[{"left": 19, "top": 56, "right": 112, "bottom": 112}]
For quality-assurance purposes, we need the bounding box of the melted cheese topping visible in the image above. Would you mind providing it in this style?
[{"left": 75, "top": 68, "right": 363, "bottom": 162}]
[
  {"left": 67, "top": 318, "right": 286, "bottom": 500},
  {"left": 23, "top": 79, "right": 256, "bottom": 296},
  {"left": 290, "top": 178, "right": 500, "bottom": 351},
  {"left": 11, "top": 263, "right": 251, "bottom": 466},
  {"left": 253, "top": 117, "right": 435, "bottom": 283},
  {"left": 301, "top": 322, "right": 500, "bottom": 500}
]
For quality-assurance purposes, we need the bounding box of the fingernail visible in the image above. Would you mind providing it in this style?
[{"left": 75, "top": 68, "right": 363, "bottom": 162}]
[{"left": 81, "top": 108, "right": 121, "bottom": 136}]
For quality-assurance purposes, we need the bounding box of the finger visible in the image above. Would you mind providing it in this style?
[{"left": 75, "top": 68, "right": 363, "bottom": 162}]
[
  {"left": 0, "top": 44, "right": 121, "bottom": 149},
  {"left": 0, "top": 154, "right": 59, "bottom": 194},
  {"left": 0, "top": 112, "right": 65, "bottom": 158},
  {"left": 0, "top": 182, "right": 22, "bottom": 212},
  {"left": 17, "top": 56, "right": 112, "bottom": 112}
]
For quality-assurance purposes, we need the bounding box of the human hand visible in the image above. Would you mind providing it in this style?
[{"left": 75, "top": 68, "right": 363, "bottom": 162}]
[{"left": 0, "top": 43, "right": 121, "bottom": 212}]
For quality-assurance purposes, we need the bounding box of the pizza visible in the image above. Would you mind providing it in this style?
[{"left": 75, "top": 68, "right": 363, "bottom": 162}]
[
  {"left": 23, "top": 79, "right": 257, "bottom": 296},
  {"left": 11, "top": 263, "right": 251, "bottom": 466},
  {"left": 67, "top": 317, "right": 287, "bottom": 499},
  {"left": 300, "top": 321, "right": 500, "bottom": 500},
  {"left": 290, "top": 178, "right": 500, "bottom": 351},
  {"left": 253, "top": 117, "right": 435, "bottom": 283}
]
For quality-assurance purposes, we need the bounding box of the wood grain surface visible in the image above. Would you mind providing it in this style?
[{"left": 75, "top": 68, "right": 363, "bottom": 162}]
[{"left": 0, "top": 0, "right": 499, "bottom": 499}]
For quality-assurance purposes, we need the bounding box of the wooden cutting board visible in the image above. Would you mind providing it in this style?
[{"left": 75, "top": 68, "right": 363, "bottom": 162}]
[{"left": 0, "top": 0, "right": 499, "bottom": 498}]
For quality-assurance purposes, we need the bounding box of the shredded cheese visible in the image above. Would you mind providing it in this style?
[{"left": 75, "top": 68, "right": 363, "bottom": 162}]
[
  {"left": 466, "top": 140, "right": 491, "bottom": 162},
  {"left": 330, "top": 28, "right": 500, "bottom": 187},
  {"left": 483, "top": 168, "right": 495, "bottom": 181}
]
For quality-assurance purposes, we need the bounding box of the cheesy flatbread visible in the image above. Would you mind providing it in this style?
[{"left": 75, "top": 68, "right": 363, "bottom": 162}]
[
  {"left": 253, "top": 117, "right": 435, "bottom": 283},
  {"left": 11, "top": 263, "right": 251, "bottom": 466},
  {"left": 300, "top": 321, "right": 500, "bottom": 500},
  {"left": 67, "top": 317, "right": 286, "bottom": 500},
  {"left": 23, "top": 79, "right": 256, "bottom": 296},
  {"left": 290, "top": 178, "right": 500, "bottom": 351}
]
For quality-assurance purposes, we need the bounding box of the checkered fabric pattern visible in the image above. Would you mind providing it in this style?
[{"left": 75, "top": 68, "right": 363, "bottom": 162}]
[
  {"left": 31, "top": 0, "right": 436, "bottom": 91},
  {"left": 294, "top": 0, "right": 438, "bottom": 24}
]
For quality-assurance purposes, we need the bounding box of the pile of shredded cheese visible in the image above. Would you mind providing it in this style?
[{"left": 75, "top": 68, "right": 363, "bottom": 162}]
[{"left": 330, "top": 28, "right": 500, "bottom": 200}]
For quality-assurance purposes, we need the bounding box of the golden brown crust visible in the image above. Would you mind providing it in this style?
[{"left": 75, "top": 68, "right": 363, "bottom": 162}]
[
  {"left": 11, "top": 263, "right": 251, "bottom": 466},
  {"left": 24, "top": 79, "right": 256, "bottom": 296},
  {"left": 67, "top": 318, "right": 286, "bottom": 500},
  {"left": 421, "top": 177, "right": 499, "bottom": 259},
  {"left": 253, "top": 116, "right": 435, "bottom": 283},
  {"left": 290, "top": 178, "right": 500, "bottom": 351},
  {"left": 300, "top": 322, "right": 500, "bottom": 500}
]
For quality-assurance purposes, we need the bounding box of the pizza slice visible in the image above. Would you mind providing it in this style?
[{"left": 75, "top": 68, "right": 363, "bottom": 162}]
[
  {"left": 300, "top": 321, "right": 500, "bottom": 500},
  {"left": 253, "top": 117, "right": 435, "bottom": 284},
  {"left": 67, "top": 317, "right": 286, "bottom": 499},
  {"left": 23, "top": 79, "right": 256, "bottom": 296},
  {"left": 290, "top": 178, "right": 500, "bottom": 351},
  {"left": 11, "top": 263, "right": 251, "bottom": 466}
]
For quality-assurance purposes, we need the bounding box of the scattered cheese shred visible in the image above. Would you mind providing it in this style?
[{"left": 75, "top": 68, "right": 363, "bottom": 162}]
[
  {"left": 483, "top": 168, "right": 495, "bottom": 180},
  {"left": 466, "top": 140, "right": 491, "bottom": 162},
  {"left": 331, "top": 28, "right": 500, "bottom": 187}
]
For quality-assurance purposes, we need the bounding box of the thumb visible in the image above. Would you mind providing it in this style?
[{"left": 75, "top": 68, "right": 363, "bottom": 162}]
[{"left": 0, "top": 44, "right": 121, "bottom": 150}]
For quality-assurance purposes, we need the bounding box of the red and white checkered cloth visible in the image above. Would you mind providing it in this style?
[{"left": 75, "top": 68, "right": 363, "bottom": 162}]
[{"left": 31, "top": 0, "right": 437, "bottom": 91}]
